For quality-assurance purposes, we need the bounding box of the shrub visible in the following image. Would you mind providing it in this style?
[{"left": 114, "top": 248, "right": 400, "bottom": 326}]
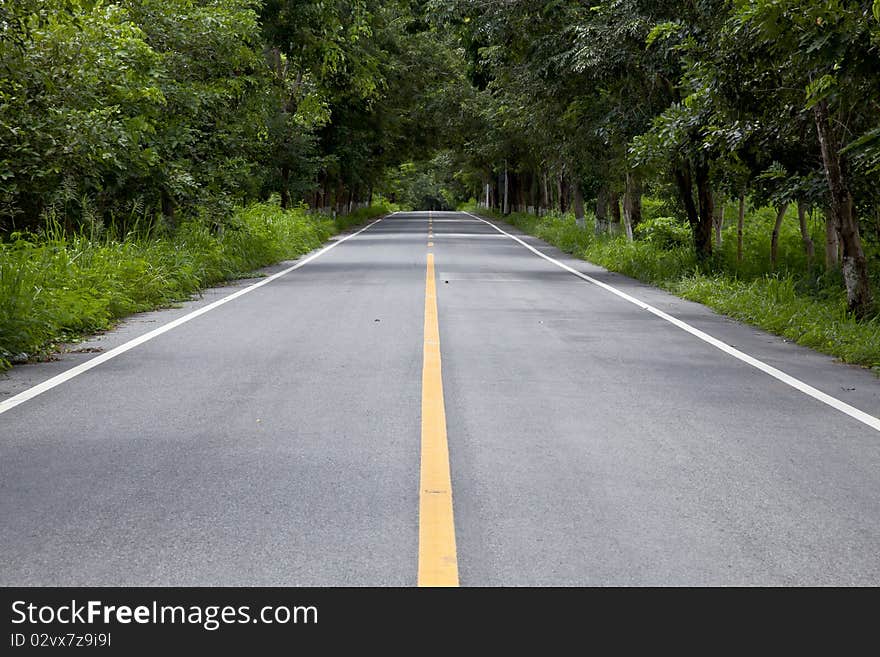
[
  {"left": 0, "top": 202, "right": 389, "bottom": 369},
  {"left": 633, "top": 216, "right": 692, "bottom": 249}
]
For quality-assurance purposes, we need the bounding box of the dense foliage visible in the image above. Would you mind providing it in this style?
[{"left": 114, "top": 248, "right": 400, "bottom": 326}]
[
  {"left": 0, "top": 0, "right": 459, "bottom": 231},
  {"left": 0, "top": 202, "right": 390, "bottom": 368},
  {"left": 3, "top": 1, "right": 880, "bottom": 365},
  {"left": 431, "top": 0, "right": 880, "bottom": 319}
]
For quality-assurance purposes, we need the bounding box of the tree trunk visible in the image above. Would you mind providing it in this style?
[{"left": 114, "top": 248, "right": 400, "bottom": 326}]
[
  {"left": 509, "top": 170, "right": 518, "bottom": 213},
  {"left": 622, "top": 208, "right": 633, "bottom": 242},
  {"left": 595, "top": 185, "right": 609, "bottom": 235},
  {"left": 280, "top": 166, "right": 291, "bottom": 209},
  {"left": 672, "top": 162, "right": 714, "bottom": 259},
  {"left": 573, "top": 179, "right": 585, "bottom": 228},
  {"left": 673, "top": 164, "right": 699, "bottom": 237},
  {"left": 623, "top": 172, "right": 642, "bottom": 241},
  {"left": 541, "top": 172, "right": 549, "bottom": 215},
  {"left": 556, "top": 174, "right": 564, "bottom": 214},
  {"left": 737, "top": 194, "right": 745, "bottom": 264},
  {"left": 503, "top": 161, "right": 509, "bottom": 215},
  {"left": 531, "top": 171, "right": 539, "bottom": 216},
  {"left": 609, "top": 189, "right": 621, "bottom": 235},
  {"left": 770, "top": 202, "right": 790, "bottom": 269},
  {"left": 509, "top": 171, "right": 516, "bottom": 213},
  {"left": 797, "top": 201, "right": 815, "bottom": 268},
  {"left": 695, "top": 164, "right": 714, "bottom": 260},
  {"left": 825, "top": 208, "right": 839, "bottom": 269},
  {"left": 814, "top": 99, "right": 873, "bottom": 317},
  {"left": 713, "top": 192, "right": 724, "bottom": 247},
  {"left": 561, "top": 176, "right": 570, "bottom": 214}
]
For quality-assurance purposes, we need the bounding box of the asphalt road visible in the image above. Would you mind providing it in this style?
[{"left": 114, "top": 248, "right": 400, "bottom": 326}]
[{"left": 2, "top": 211, "right": 879, "bottom": 586}]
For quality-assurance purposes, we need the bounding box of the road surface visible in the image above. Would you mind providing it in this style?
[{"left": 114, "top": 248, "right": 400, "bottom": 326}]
[{"left": 2, "top": 211, "right": 879, "bottom": 585}]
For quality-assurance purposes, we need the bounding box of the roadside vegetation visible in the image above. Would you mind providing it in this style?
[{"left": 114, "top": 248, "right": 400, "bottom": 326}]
[
  {"left": 469, "top": 201, "right": 880, "bottom": 368},
  {"left": 435, "top": 1, "right": 880, "bottom": 369},
  {"left": 3, "top": 1, "right": 880, "bottom": 371},
  {"left": 0, "top": 203, "right": 391, "bottom": 369},
  {"left": 1, "top": 0, "right": 432, "bottom": 370},
  {"left": 442, "top": 1, "right": 880, "bottom": 324}
]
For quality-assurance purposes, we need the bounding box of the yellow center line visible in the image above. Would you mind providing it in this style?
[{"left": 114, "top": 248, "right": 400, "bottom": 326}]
[{"left": 418, "top": 252, "right": 459, "bottom": 587}]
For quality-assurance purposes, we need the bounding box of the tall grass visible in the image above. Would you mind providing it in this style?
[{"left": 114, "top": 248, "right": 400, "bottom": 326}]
[
  {"left": 465, "top": 203, "right": 880, "bottom": 369},
  {"left": 0, "top": 202, "right": 391, "bottom": 369}
]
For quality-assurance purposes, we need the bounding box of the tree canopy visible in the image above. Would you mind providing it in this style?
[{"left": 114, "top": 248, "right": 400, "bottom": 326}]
[{"left": 3, "top": 0, "right": 880, "bottom": 316}]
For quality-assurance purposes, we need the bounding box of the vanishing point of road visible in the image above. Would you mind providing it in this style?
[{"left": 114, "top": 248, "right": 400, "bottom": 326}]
[{"left": 2, "top": 211, "right": 879, "bottom": 586}]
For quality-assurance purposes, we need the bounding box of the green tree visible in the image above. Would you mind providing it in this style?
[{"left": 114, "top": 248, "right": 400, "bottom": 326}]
[
  {"left": 729, "top": 0, "right": 878, "bottom": 316},
  {"left": 1, "top": 0, "right": 162, "bottom": 230}
]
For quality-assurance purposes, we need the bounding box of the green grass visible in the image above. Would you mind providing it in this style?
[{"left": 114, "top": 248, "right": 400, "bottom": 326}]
[
  {"left": 464, "top": 203, "right": 880, "bottom": 369},
  {"left": 0, "top": 202, "right": 391, "bottom": 369}
]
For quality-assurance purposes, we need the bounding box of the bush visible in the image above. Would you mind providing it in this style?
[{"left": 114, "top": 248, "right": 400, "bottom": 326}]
[
  {"left": 633, "top": 216, "right": 692, "bottom": 249},
  {"left": 640, "top": 197, "right": 674, "bottom": 223},
  {"left": 0, "top": 202, "right": 390, "bottom": 369}
]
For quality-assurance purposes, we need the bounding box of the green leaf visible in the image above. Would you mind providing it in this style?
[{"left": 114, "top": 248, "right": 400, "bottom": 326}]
[
  {"left": 804, "top": 73, "right": 836, "bottom": 108},
  {"left": 646, "top": 21, "right": 679, "bottom": 47}
]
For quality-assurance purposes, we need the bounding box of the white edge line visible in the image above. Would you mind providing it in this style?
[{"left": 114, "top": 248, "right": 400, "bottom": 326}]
[
  {"left": 463, "top": 211, "right": 880, "bottom": 433},
  {"left": 0, "top": 214, "right": 391, "bottom": 416}
]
